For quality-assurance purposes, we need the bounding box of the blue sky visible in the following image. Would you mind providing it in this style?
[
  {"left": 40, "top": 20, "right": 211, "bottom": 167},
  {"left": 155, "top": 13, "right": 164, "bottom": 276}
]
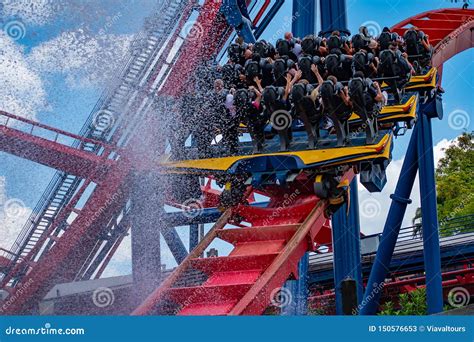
[{"left": 0, "top": 0, "right": 472, "bottom": 272}]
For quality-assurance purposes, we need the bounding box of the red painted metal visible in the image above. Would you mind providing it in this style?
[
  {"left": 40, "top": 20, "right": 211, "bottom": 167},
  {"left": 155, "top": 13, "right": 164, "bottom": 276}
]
[
  {"left": 132, "top": 199, "right": 331, "bottom": 315},
  {"left": 133, "top": 171, "right": 355, "bottom": 316},
  {"left": 252, "top": 0, "right": 271, "bottom": 25},
  {"left": 0, "top": 163, "right": 130, "bottom": 314},
  {"left": 0, "top": 111, "right": 116, "bottom": 181},
  {"left": 391, "top": 8, "right": 474, "bottom": 69},
  {"left": 160, "top": 0, "right": 228, "bottom": 96}
]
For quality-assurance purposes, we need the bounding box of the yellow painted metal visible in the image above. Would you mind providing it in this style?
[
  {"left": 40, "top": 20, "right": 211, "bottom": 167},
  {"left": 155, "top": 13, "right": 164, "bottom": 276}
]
[{"left": 161, "top": 133, "right": 392, "bottom": 172}]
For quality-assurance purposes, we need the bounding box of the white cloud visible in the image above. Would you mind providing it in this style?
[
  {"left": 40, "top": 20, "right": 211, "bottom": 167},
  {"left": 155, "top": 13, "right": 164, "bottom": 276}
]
[
  {"left": 359, "top": 137, "right": 453, "bottom": 235},
  {"left": 0, "top": 32, "right": 47, "bottom": 120},
  {"left": 0, "top": 176, "right": 32, "bottom": 251},
  {"left": 28, "top": 29, "right": 133, "bottom": 89}
]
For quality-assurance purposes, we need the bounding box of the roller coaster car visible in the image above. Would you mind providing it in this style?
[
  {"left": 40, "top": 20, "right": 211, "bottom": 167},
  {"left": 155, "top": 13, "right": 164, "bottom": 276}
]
[
  {"left": 381, "top": 67, "right": 437, "bottom": 93},
  {"left": 348, "top": 94, "right": 418, "bottom": 129},
  {"left": 161, "top": 130, "right": 393, "bottom": 187}
]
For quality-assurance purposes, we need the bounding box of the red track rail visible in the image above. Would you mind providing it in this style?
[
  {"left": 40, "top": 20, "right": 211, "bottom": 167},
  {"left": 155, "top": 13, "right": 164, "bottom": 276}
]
[{"left": 391, "top": 8, "right": 474, "bottom": 72}]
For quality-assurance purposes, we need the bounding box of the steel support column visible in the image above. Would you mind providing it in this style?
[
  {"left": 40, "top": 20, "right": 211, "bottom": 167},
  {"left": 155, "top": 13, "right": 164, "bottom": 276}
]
[
  {"left": 292, "top": 0, "right": 317, "bottom": 38},
  {"left": 360, "top": 127, "right": 419, "bottom": 315},
  {"left": 131, "top": 172, "right": 163, "bottom": 303},
  {"left": 319, "top": 0, "right": 349, "bottom": 36},
  {"left": 281, "top": 253, "right": 309, "bottom": 315},
  {"left": 332, "top": 177, "right": 363, "bottom": 315},
  {"left": 161, "top": 227, "right": 188, "bottom": 264},
  {"left": 417, "top": 109, "right": 443, "bottom": 314},
  {"left": 189, "top": 224, "right": 199, "bottom": 251}
]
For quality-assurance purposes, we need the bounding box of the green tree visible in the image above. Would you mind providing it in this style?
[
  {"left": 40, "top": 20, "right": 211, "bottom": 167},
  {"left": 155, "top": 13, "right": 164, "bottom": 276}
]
[
  {"left": 379, "top": 288, "right": 427, "bottom": 315},
  {"left": 412, "top": 132, "right": 474, "bottom": 236},
  {"left": 436, "top": 132, "right": 474, "bottom": 233},
  {"left": 412, "top": 207, "right": 422, "bottom": 239}
]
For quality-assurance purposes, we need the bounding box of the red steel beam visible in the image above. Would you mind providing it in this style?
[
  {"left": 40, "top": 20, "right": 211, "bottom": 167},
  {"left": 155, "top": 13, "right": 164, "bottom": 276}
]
[
  {"left": 0, "top": 111, "right": 116, "bottom": 182},
  {"left": 161, "top": 0, "right": 228, "bottom": 96}
]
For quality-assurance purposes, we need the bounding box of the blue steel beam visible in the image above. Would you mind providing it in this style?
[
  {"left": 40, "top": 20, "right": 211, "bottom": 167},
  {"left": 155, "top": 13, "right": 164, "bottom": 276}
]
[
  {"left": 331, "top": 178, "right": 363, "bottom": 315},
  {"left": 161, "top": 227, "right": 188, "bottom": 265},
  {"left": 281, "top": 253, "right": 309, "bottom": 315},
  {"left": 221, "top": 0, "right": 256, "bottom": 43},
  {"left": 163, "top": 201, "right": 270, "bottom": 226},
  {"left": 319, "top": 0, "right": 349, "bottom": 36},
  {"left": 292, "top": 0, "right": 316, "bottom": 37},
  {"left": 189, "top": 224, "right": 199, "bottom": 251},
  {"left": 417, "top": 104, "right": 443, "bottom": 314},
  {"left": 360, "top": 127, "right": 419, "bottom": 315}
]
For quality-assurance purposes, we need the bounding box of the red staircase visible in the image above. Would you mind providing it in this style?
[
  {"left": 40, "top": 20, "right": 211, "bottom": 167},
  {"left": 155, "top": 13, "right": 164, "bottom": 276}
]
[{"left": 133, "top": 197, "right": 332, "bottom": 315}]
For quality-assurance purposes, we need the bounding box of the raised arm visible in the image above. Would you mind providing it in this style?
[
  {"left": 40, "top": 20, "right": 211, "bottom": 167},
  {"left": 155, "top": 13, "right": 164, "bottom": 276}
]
[{"left": 311, "top": 64, "right": 324, "bottom": 86}]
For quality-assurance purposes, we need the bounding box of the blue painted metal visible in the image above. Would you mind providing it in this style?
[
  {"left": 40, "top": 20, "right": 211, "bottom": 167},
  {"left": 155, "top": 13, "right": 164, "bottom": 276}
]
[
  {"left": 282, "top": 253, "right": 309, "bottom": 315},
  {"left": 164, "top": 201, "right": 270, "bottom": 226},
  {"left": 220, "top": 0, "right": 256, "bottom": 43},
  {"left": 189, "top": 224, "right": 199, "bottom": 251},
  {"left": 292, "top": 0, "right": 317, "bottom": 38},
  {"left": 360, "top": 127, "right": 419, "bottom": 315},
  {"left": 161, "top": 226, "right": 188, "bottom": 264},
  {"left": 331, "top": 177, "right": 363, "bottom": 314},
  {"left": 417, "top": 105, "right": 443, "bottom": 314},
  {"left": 253, "top": 0, "right": 285, "bottom": 38},
  {"left": 319, "top": 0, "right": 350, "bottom": 36}
]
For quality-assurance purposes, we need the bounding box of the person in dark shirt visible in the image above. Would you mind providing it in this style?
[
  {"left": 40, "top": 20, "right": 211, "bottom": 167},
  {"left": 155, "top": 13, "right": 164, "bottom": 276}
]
[
  {"left": 349, "top": 71, "right": 384, "bottom": 143},
  {"left": 320, "top": 75, "right": 353, "bottom": 147},
  {"left": 234, "top": 82, "right": 267, "bottom": 153}
]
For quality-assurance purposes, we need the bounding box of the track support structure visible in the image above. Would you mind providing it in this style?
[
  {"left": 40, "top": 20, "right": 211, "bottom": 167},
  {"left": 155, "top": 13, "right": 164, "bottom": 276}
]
[{"left": 361, "top": 95, "right": 443, "bottom": 314}]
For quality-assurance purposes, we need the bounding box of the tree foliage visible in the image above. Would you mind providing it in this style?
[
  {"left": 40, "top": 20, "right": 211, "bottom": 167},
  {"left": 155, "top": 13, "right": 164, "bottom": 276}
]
[
  {"left": 379, "top": 288, "right": 427, "bottom": 315},
  {"left": 436, "top": 132, "right": 474, "bottom": 225},
  {"left": 411, "top": 132, "right": 473, "bottom": 237}
]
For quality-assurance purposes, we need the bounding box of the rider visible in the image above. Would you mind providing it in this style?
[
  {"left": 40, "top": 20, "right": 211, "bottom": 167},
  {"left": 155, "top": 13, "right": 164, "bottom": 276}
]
[
  {"left": 403, "top": 27, "right": 432, "bottom": 73},
  {"left": 319, "top": 75, "right": 353, "bottom": 147},
  {"left": 234, "top": 82, "right": 266, "bottom": 154},
  {"left": 291, "top": 67, "right": 324, "bottom": 149},
  {"left": 348, "top": 71, "right": 384, "bottom": 144},
  {"left": 263, "top": 73, "right": 298, "bottom": 151},
  {"left": 377, "top": 42, "right": 412, "bottom": 103}
]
